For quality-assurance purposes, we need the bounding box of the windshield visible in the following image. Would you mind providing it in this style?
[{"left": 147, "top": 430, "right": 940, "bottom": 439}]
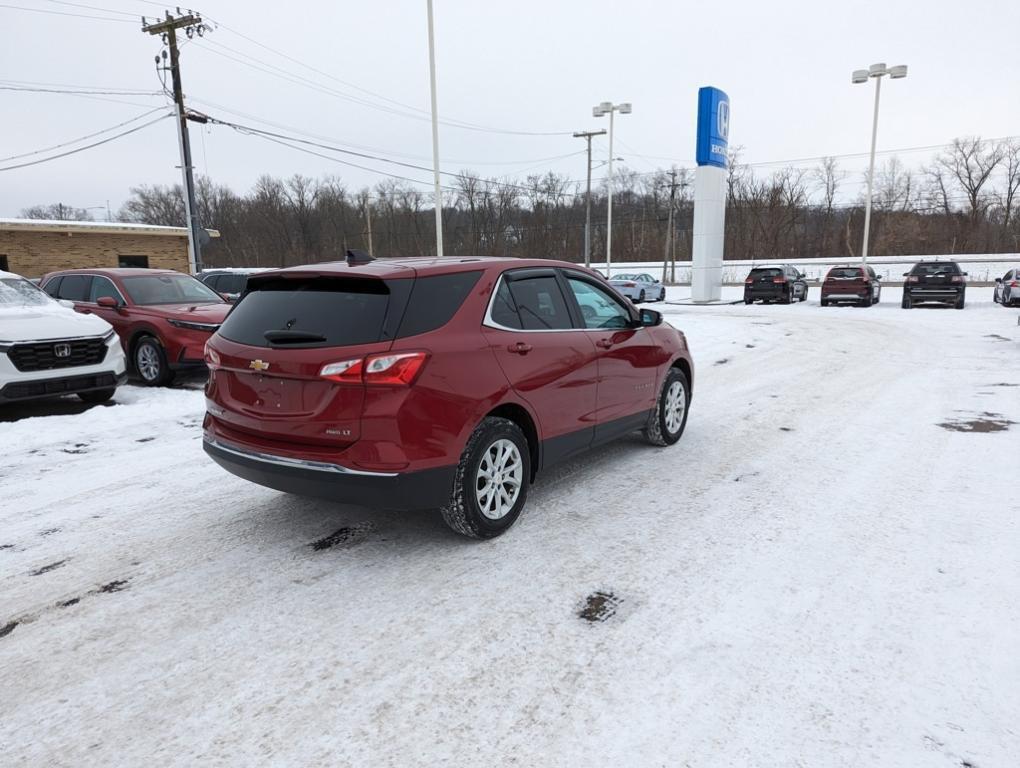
[
  {"left": 0, "top": 277, "right": 53, "bottom": 307},
  {"left": 122, "top": 274, "right": 223, "bottom": 305}
]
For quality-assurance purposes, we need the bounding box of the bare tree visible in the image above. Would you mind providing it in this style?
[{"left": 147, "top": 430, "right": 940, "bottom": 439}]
[{"left": 20, "top": 203, "right": 95, "bottom": 221}]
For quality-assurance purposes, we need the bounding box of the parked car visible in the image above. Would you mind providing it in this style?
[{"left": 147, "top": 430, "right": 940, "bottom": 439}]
[
  {"left": 743, "top": 265, "right": 808, "bottom": 304},
  {"left": 203, "top": 254, "right": 694, "bottom": 539},
  {"left": 199, "top": 268, "right": 266, "bottom": 302},
  {"left": 609, "top": 273, "right": 666, "bottom": 303},
  {"left": 40, "top": 268, "right": 230, "bottom": 385},
  {"left": 902, "top": 261, "right": 967, "bottom": 309},
  {"left": 820, "top": 265, "right": 882, "bottom": 307},
  {"left": 994, "top": 268, "right": 1020, "bottom": 307},
  {"left": 0, "top": 270, "right": 126, "bottom": 405}
]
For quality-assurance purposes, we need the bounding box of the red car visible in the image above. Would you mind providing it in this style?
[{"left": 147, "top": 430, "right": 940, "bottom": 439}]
[
  {"left": 203, "top": 254, "right": 695, "bottom": 538},
  {"left": 819, "top": 265, "right": 882, "bottom": 307},
  {"left": 40, "top": 268, "right": 230, "bottom": 385}
]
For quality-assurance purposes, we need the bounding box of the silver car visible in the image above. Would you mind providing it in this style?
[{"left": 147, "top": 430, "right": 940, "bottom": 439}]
[
  {"left": 994, "top": 268, "right": 1020, "bottom": 307},
  {"left": 609, "top": 273, "right": 666, "bottom": 303}
]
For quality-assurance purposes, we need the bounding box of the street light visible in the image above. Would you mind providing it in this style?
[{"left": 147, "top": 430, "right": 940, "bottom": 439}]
[
  {"left": 853, "top": 62, "right": 907, "bottom": 265},
  {"left": 593, "top": 101, "right": 631, "bottom": 277}
]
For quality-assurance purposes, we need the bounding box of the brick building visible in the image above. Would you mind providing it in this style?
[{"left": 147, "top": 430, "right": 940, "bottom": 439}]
[{"left": 0, "top": 219, "right": 219, "bottom": 278}]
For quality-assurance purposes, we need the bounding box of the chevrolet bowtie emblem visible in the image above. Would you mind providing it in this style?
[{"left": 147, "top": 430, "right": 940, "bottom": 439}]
[{"left": 249, "top": 359, "right": 270, "bottom": 371}]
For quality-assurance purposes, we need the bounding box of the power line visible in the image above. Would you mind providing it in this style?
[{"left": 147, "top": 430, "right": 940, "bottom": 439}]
[
  {"left": 0, "top": 3, "right": 135, "bottom": 22},
  {"left": 0, "top": 84, "right": 162, "bottom": 96},
  {"left": 0, "top": 106, "right": 168, "bottom": 162},
  {"left": 0, "top": 113, "right": 171, "bottom": 171},
  {"left": 40, "top": 0, "right": 138, "bottom": 17}
]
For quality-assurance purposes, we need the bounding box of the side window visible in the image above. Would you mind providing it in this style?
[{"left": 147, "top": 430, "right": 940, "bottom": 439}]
[
  {"left": 395, "top": 271, "right": 482, "bottom": 338},
  {"left": 119, "top": 255, "right": 149, "bottom": 268},
  {"left": 90, "top": 276, "right": 123, "bottom": 304},
  {"left": 202, "top": 274, "right": 220, "bottom": 290},
  {"left": 57, "top": 275, "right": 91, "bottom": 302},
  {"left": 217, "top": 274, "right": 247, "bottom": 295},
  {"left": 567, "top": 277, "right": 632, "bottom": 330},
  {"left": 506, "top": 275, "right": 572, "bottom": 331},
  {"left": 43, "top": 276, "right": 62, "bottom": 297},
  {"left": 490, "top": 279, "right": 522, "bottom": 329}
]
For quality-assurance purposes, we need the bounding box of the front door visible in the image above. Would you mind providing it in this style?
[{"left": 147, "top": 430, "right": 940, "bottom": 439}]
[
  {"left": 562, "top": 273, "right": 662, "bottom": 443},
  {"left": 482, "top": 270, "right": 599, "bottom": 467}
]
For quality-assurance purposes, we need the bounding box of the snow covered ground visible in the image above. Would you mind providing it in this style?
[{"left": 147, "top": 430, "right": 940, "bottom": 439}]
[{"left": 2, "top": 287, "right": 1018, "bottom": 767}]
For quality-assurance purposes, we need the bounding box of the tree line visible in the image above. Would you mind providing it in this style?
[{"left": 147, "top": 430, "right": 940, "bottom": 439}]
[{"left": 23, "top": 136, "right": 1020, "bottom": 271}]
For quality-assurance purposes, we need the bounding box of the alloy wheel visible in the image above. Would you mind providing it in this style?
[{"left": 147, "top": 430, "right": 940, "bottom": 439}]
[
  {"left": 136, "top": 343, "right": 161, "bottom": 382},
  {"left": 664, "top": 380, "right": 686, "bottom": 434},
  {"left": 475, "top": 439, "right": 523, "bottom": 520}
]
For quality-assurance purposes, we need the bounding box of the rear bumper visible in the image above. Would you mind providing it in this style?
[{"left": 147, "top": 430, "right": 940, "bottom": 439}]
[
  {"left": 203, "top": 434, "right": 456, "bottom": 511},
  {"left": 0, "top": 370, "right": 126, "bottom": 403},
  {"left": 822, "top": 291, "right": 868, "bottom": 302},
  {"left": 905, "top": 287, "right": 963, "bottom": 302},
  {"left": 744, "top": 287, "right": 786, "bottom": 300}
]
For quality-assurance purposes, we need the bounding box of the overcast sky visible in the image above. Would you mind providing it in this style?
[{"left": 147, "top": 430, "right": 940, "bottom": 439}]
[{"left": 2, "top": 0, "right": 1019, "bottom": 218}]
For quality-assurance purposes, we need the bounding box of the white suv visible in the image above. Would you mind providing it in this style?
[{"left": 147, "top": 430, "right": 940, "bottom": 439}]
[{"left": 0, "top": 270, "right": 127, "bottom": 405}]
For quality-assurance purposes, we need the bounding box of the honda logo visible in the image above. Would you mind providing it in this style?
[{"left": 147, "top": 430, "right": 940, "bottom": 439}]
[
  {"left": 717, "top": 100, "right": 730, "bottom": 141},
  {"left": 53, "top": 343, "right": 71, "bottom": 358}
]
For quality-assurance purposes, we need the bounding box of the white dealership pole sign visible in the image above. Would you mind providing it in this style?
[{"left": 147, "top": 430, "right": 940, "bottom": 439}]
[{"left": 691, "top": 87, "right": 730, "bottom": 302}]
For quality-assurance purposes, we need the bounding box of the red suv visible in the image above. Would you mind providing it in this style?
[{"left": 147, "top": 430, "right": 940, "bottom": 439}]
[
  {"left": 203, "top": 254, "right": 694, "bottom": 538},
  {"left": 820, "top": 265, "right": 882, "bottom": 307},
  {"left": 41, "top": 268, "right": 230, "bottom": 385}
]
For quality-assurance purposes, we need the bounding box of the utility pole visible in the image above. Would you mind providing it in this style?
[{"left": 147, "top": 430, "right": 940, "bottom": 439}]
[
  {"left": 143, "top": 10, "right": 208, "bottom": 274},
  {"left": 661, "top": 169, "right": 683, "bottom": 284},
  {"left": 573, "top": 129, "right": 606, "bottom": 268},
  {"left": 364, "top": 197, "right": 374, "bottom": 257}
]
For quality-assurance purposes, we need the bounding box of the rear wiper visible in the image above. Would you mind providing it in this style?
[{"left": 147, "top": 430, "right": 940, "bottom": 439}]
[{"left": 264, "top": 329, "right": 326, "bottom": 344}]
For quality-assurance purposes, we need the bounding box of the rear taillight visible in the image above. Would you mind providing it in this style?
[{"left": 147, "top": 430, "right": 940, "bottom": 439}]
[
  {"left": 204, "top": 342, "right": 221, "bottom": 370},
  {"left": 906, "top": 276, "right": 919, "bottom": 283},
  {"left": 623, "top": 281, "right": 636, "bottom": 287},
  {"left": 951, "top": 275, "right": 965, "bottom": 283},
  {"left": 319, "top": 358, "right": 364, "bottom": 383},
  {"left": 320, "top": 352, "right": 427, "bottom": 386},
  {"left": 1010, "top": 280, "right": 1019, "bottom": 288},
  {"left": 744, "top": 277, "right": 753, "bottom": 284},
  {"left": 772, "top": 277, "right": 787, "bottom": 284}
]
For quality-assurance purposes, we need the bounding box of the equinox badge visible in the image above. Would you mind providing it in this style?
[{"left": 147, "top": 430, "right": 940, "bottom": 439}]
[{"left": 249, "top": 359, "right": 270, "bottom": 372}]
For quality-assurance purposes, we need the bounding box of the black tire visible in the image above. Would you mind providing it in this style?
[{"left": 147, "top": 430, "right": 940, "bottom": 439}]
[
  {"left": 1000, "top": 289, "right": 1009, "bottom": 307},
  {"left": 133, "top": 336, "right": 175, "bottom": 386},
  {"left": 744, "top": 297, "right": 753, "bottom": 305},
  {"left": 861, "top": 293, "right": 873, "bottom": 308},
  {"left": 820, "top": 298, "right": 829, "bottom": 307},
  {"left": 902, "top": 293, "right": 912, "bottom": 309},
  {"left": 439, "top": 417, "right": 531, "bottom": 539},
  {"left": 644, "top": 367, "right": 690, "bottom": 447},
  {"left": 799, "top": 287, "right": 808, "bottom": 302},
  {"left": 637, "top": 289, "right": 646, "bottom": 304},
  {"left": 77, "top": 387, "right": 116, "bottom": 404},
  {"left": 955, "top": 291, "right": 966, "bottom": 310},
  {"left": 659, "top": 288, "right": 666, "bottom": 302},
  {"left": 782, "top": 287, "right": 793, "bottom": 305},
  {"left": 874, "top": 289, "right": 881, "bottom": 304}
]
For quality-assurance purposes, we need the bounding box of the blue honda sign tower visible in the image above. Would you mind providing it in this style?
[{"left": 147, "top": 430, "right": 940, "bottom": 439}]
[{"left": 692, "top": 86, "right": 730, "bottom": 301}]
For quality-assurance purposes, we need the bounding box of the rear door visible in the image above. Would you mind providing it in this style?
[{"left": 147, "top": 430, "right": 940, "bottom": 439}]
[
  {"left": 562, "top": 271, "right": 660, "bottom": 441},
  {"left": 482, "top": 269, "right": 599, "bottom": 464}
]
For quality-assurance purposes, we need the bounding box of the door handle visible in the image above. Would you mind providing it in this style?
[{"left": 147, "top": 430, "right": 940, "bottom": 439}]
[
  {"left": 508, "top": 342, "right": 533, "bottom": 354},
  {"left": 596, "top": 338, "right": 613, "bottom": 349}
]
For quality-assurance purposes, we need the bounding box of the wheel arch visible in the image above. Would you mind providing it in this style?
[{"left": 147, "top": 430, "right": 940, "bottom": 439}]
[
  {"left": 671, "top": 357, "right": 693, "bottom": 399},
  {"left": 485, "top": 402, "right": 540, "bottom": 482}
]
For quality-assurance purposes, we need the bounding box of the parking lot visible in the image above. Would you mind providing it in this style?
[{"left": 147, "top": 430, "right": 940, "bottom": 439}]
[{"left": 2, "top": 286, "right": 1018, "bottom": 767}]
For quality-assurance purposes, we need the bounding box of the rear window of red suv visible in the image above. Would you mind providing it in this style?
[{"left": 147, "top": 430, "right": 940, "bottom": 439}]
[
  {"left": 218, "top": 271, "right": 482, "bottom": 348},
  {"left": 827, "top": 268, "right": 862, "bottom": 279}
]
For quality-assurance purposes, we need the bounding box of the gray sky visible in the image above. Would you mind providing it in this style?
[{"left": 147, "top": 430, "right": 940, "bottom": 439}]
[{"left": 2, "top": 0, "right": 1019, "bottom": 217}]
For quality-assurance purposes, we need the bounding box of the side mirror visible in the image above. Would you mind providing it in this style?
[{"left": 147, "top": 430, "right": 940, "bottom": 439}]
[
  {"left": 995, "top": 277, "right": 1002, "bottom": 283},
  {"left": 962, "top": 272, "right": 969, "bottom": 277},
  {"left": 96, "top": 296, "right": 119, "bottom": 308},
  {"left": 219, "top": 292, "right": 234, "bottom": 302},
  {"left": 902, "top": 272, "right": 910, "bottom": 277},
  {"left": 639, "top": 308, "right": 663, "bottom": 327}
]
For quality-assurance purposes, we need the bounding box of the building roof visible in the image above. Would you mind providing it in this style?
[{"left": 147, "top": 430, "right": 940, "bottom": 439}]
[{"left": 0, "top": 218, "right": 220, "bottom": 238}]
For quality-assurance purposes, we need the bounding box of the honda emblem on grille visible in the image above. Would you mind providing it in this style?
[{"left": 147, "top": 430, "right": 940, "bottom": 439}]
[
  {"left": 249, "top": 359, "right": 270, "bottom": 371},
  {"left": 53, "top": 343, "right": 71, "bottom": 358}
]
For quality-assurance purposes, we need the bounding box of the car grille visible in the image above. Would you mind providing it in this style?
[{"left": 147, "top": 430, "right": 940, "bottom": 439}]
[
  {"left": 0, "top": 372, "right": 118, "bottom": 401},
  {"left": 7, "top": 338, "right": 107, "bottom": 372}
]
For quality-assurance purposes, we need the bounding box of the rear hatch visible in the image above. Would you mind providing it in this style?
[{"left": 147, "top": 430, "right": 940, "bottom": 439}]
[
  {"left": 910, "top": 263, "right": 961, "bottom": 288},
  {"left": 207, "top": 273, "right": 413, "bottom": 448},
  {"left": 746, "top": 268, "right": 784, "bottom": 291},
  {"left": 823, "top": 267, "right": 867, "bottom": 293}
]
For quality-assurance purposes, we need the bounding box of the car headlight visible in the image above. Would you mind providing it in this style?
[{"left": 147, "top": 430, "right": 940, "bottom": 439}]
[
  {"left": 102, "top": 328, "right": 117, "bottom": 342},
  {"left": 167, "top": 319, "right": 220, "bottom": 333}
]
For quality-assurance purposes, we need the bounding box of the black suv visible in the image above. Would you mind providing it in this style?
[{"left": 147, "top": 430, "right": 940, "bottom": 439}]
[
  {"left": 902, "top": 261, "right": 967, "bottom": 309},
  {"left": 199, "top": 269, "right": 262, "bottom": 302},
  {"left": 743, "top": 265, "right": 808, "bottom": 304}
]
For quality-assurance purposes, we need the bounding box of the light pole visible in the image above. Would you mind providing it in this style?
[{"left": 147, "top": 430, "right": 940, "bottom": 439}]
[
  {"left": 593, "top": 101, "right": 631, "bottom": 277},
  {"left": 852, "top": 62, "right": 907, "bottom": 265},
  {"left": 426, "top": 0, "right": 443, "bottom": 257}
]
